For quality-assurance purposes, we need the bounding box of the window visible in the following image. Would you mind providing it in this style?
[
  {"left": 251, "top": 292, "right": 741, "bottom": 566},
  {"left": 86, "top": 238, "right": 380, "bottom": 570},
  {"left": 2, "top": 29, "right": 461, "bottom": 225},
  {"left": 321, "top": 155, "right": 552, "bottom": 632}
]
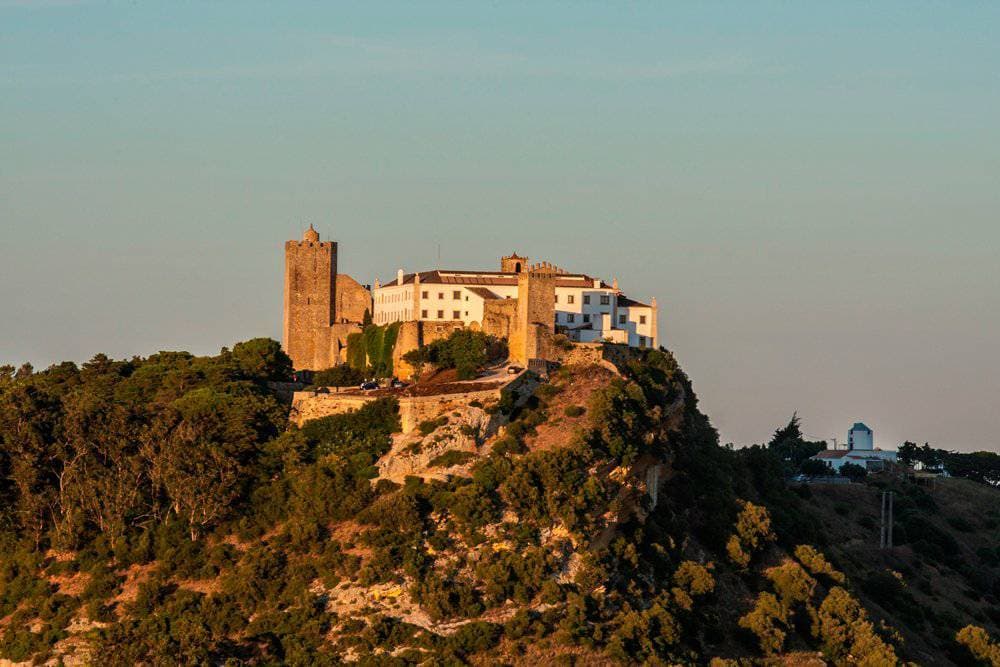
[
  {"left": 639, "top": 315, "right": 646, "bottom": 324},
  {"left": 639, "top": 336, "right": 647, "bottom": 347},
  {"left": 554, "top": 295, "right": 559, "bottom": 303},
  {"left": 554, "top": 313, "right": 560, "bottom": 323},
  {"left": 438, "top": 292, "right": 444, "bottom": 299},
  {"left": 453, "top": 290, "right": 461, "bottom": 300},
  {"left": 583, "top": 314, "right": 591, "bottom": 323},
  {"left": 583, "top": 295, "right": 591, "bottom": 305},
  {"left": 600, "top": 295, "right": 611, "bottom": 306},
  {"left": 567, "top": 295, "right": 575, "bottom": 304},
  {"left": 619, "top": 314, "right": 627, "bottom": 325},
  {"left": 437, "top": 310, "right": 444, "bottom": 318},
  {"left": 422, "top": 290, "right": 428, "bottom": 299},
  {"left": 567, "top": 313, "right": 575, "bottom": 323},
  {"left": 453, "top": 310, "right": 461, "bottom": 319},
  {"left": 421, "top": 309, "right": 428, "bottom": 318}
]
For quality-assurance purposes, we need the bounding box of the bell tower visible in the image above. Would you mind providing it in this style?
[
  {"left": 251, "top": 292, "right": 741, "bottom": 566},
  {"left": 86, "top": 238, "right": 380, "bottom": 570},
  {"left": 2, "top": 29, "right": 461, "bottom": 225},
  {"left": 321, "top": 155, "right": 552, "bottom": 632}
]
[{"left": 501, "top": 252, "right": 529, "bottom": 273}]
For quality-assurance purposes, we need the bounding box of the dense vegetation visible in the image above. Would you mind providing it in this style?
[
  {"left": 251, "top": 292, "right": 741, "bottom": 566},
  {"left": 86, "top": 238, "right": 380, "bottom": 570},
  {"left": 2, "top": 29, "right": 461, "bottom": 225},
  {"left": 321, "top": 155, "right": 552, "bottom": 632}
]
[
  {"left": 1, "top": 338, "right": 998, "bottom": 664},
  {"left": 899, "top": 441, "right": 1000, "bottom": 487},
  {"left": 402, "top": 328, "right": 507, "bottom": 379},
  {"left": 309, "top": 364, "right": 365, "bottom": 388},
  {"left": 346, "top": 322, "right": 401, "bottom": 378}
]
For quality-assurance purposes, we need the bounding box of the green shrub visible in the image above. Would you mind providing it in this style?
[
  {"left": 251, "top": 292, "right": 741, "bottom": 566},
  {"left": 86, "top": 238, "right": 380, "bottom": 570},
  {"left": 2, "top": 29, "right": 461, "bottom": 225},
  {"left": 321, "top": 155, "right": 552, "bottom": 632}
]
[
  {"left": 418, "top": 416, "right": 448, "bottom": 436},
  {"left": 402, "top": 329, "right": 507, "bottom": 380},
  {"left": 429, "top": 450, "right": 476, "bottom": 468},
  {"left": 564, "top": 405, "right": 586, "bottom": 418},
  {"left": 312, "top": 364, "right": 365, "bottom": 387}
]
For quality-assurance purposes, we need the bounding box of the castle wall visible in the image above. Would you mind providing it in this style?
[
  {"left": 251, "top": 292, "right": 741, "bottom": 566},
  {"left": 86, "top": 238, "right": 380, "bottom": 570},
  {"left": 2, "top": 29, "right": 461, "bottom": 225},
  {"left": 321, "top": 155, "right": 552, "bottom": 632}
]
[
  {"left": 335, "top": 274, "right": 372, "bottom": 324},
  {"left": 390, "top": 320, "right": 465, "bottom": 381},
  {"left": 392, "top": 321, "right": 422, "bottom": 381},
  {"left": 290, "top": 372, "right": 539, "bottom": 433},
  {"left": 482, "top": 299, "right": 517, "bottom": 340}
]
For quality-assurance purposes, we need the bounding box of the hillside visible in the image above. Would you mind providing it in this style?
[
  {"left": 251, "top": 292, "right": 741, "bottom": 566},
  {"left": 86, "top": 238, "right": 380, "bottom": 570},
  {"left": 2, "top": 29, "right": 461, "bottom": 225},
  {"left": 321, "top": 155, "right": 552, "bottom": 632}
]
[{"left": 1, "top": 340, "right": 999, "bottom": 665}]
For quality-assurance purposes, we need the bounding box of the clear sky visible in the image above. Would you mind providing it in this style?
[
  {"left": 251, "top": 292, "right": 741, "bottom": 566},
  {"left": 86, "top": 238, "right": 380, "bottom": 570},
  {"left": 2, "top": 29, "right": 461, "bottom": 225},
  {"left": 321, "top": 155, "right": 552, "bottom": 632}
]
[{"left": 2, "top": 1, "right": 998, "bottom": 451}]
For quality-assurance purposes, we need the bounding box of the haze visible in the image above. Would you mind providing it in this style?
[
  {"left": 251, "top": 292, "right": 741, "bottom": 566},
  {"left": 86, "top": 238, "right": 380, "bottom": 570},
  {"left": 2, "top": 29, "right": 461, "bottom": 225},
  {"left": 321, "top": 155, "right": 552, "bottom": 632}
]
[{"left": 2, "top": 2, "right": 998, "bottom": 451}]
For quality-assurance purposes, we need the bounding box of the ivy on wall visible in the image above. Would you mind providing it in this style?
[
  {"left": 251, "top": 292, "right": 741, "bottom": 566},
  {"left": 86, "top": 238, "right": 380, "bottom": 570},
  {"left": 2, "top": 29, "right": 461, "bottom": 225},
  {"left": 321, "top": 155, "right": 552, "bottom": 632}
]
[{"left": 346, "top": 322, "right": 401, "bottom": 377}]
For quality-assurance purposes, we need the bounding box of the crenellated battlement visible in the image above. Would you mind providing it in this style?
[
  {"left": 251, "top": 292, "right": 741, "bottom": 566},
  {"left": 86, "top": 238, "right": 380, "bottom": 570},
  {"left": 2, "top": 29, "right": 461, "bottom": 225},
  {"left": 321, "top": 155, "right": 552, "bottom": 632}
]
[
  {"left": 286, "top": 240, "right": 336, "bottom": 249},
  {"left": 521, "top": 261, "right": 566, "bottom": 278}
]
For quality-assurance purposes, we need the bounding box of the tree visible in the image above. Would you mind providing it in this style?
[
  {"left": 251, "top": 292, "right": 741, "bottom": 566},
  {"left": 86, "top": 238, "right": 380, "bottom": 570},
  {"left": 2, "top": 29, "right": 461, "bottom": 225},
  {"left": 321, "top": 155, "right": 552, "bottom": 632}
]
[
  {"left": 146, "top": 387, "right": 277, "bottom": 539},
  {"left": 312, "top": 364, "right": 365, "bottom": 387},
  {"left": 839, "top": 463, "right": 867, "bottom": 482},
  {"left": 815, "top": 587, "right": 898, "bottom": 664},
  {"left": 402, "top": 329, "right": 506, "bottom": 380},
  {"left": 738, "top": 592, "right": 787, "bottom": 655},
  {"left": 897, "top": 441, "right": 919, "bottom": 466},
  {"left": 767, "top": 413, "right": 827, "bottom": 474},
  {"left": 800, "top": 459, "right": 829, "bottom": 477},
  {"left": 230, "top": 338, "right": 292, "bottom": 382},
  {"left": 794, "top": 545, "right": 844, "bottom": 583},
  {"left": 770, "top": 413, "right": 802, "bottom": 445},
  {"left": 727, "top": 502, "right": 776, "bottom": 568},
  {"left": 955, "top": 625, "right": 1000, "bottom": 666}
]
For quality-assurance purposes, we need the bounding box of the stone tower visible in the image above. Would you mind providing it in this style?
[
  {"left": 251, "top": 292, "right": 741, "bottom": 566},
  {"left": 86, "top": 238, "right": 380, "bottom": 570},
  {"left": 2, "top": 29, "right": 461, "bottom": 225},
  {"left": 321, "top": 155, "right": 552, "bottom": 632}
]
[
  {"left": 283, "top": 225, "right": 338, "bottom": 370},
  {"left": 510, "top": 262, "right": 557, "bottom": 365},
  {"left": 501, "top": 252, "right": 529, "bottom": 274}
]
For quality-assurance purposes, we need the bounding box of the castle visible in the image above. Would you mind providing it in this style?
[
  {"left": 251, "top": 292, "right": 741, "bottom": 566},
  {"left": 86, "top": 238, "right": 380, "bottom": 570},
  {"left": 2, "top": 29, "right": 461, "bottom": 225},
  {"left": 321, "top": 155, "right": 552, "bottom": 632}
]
[{"left": 283, "top": 227, "right": 658, "bottom": 374}]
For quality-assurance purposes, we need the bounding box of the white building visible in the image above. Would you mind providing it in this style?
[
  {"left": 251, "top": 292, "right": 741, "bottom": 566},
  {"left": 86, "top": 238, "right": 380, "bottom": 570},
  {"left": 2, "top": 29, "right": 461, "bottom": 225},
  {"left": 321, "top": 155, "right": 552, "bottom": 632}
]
[
  {"left": 848, "top": 422, "right": 874, "bottom": 450},
  {"left": 810, "top": 421, "right": 897, "bottom": 473},
  {"left": 372, "top": 262, "right": 658, "bottom": 349}
]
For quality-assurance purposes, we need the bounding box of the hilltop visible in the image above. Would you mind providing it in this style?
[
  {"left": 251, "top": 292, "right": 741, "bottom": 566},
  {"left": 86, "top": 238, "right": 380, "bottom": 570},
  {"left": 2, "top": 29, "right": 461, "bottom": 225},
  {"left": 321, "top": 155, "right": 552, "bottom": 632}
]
[{"left": 1, "top": 339, "right": 999, "bottom": 665}]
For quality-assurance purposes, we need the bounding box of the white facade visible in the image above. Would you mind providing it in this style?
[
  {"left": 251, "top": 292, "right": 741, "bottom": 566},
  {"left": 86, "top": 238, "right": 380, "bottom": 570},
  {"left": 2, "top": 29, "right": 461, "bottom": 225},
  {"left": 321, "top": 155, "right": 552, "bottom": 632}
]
[
  {"left": 848, "top": 422, "right": 874, "bottom": 450},
  {"left": 372, "top": 268, "right": 658, "bottom": 349},
  {"left": 813, "top": 449, "right": 897, "bottom": 473}
]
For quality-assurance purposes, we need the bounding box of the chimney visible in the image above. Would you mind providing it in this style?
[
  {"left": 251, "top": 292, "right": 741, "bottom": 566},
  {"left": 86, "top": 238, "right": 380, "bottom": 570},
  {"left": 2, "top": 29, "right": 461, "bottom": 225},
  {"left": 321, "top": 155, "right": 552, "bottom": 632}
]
[{"left": 397, "top": 269, "right": 404, "bottom": 285}]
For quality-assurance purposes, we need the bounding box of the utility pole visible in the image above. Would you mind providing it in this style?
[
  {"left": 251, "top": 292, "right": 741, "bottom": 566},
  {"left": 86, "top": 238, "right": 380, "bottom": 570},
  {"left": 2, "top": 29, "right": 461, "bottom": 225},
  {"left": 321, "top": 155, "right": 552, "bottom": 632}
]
[
  {"left": 887, "top": 491, "right": 894, "bottom": 549},
  {"left": 880, "top": 490, "right": 894, "bottom": 550},
  {"left": 880, "top": 491, "right": 886, "bottom": 549}
]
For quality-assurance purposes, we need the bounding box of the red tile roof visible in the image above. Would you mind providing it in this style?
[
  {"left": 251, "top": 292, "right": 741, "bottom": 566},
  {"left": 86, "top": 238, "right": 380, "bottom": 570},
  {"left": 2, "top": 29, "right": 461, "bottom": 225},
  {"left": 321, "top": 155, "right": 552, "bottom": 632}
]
[
  {"left": 814, "top": 450, "right": 850, "bottom": 459},
  {"left": 381, "top": 270, "right": 610, "bottom": 290}
]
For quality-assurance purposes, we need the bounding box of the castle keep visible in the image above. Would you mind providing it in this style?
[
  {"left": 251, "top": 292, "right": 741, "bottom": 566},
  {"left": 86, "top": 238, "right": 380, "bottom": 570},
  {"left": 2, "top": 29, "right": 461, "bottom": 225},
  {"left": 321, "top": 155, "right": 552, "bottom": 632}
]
[
  {"left": 282, "top": 225, "right": 371, "bottom": 370},
  {"left": 283, "top": 227, "right": 658, "bottom": 373}
]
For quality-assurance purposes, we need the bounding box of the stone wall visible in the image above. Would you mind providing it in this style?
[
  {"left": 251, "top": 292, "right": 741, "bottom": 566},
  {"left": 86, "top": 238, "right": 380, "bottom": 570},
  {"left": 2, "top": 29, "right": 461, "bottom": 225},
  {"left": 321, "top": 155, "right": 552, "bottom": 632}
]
[
  {"left": 291, "top": 386, "right": 503, "bottom": 433},
  {"left": 482, "top": 299, "right": 517, "bottom": 340},
  {"left": 390, "top": 320, "right": 465, "bottom": 381},
  {"left": 335, "top": 274, "right": 372, "bottom": 324},
  {"left": 290, "top": 372, "right": 539, "bottom": 434}
]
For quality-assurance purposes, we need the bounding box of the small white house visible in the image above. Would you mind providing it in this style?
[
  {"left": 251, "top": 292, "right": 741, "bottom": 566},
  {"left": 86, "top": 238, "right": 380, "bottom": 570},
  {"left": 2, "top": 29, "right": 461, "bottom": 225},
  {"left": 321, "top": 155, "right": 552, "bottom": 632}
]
[{"left": 810, "top": 421, "right": 897, "bottom": 473}]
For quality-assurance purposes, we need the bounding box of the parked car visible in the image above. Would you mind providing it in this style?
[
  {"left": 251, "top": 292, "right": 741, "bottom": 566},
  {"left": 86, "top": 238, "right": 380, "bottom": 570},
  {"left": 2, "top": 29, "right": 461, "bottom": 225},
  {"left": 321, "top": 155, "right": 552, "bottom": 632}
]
[
  {"left": 507, "top": 366, "right": 523, "bottom": 375},
  {"left": 314, "top": 387, "right": 330, "bottom": 394},
  {"left": 390, "top": 378, "right": 407, "bottom": 389},
  {"left": 359, "top": 381, "right": 379, "bottom": 391}
]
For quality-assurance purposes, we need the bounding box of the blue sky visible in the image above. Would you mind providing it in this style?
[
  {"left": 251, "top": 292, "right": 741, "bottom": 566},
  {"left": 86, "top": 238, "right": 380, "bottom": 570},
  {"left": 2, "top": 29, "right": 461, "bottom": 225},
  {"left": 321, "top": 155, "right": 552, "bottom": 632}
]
[{"left": 2, "top": 1, "right": 998, "bottom": 450}]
